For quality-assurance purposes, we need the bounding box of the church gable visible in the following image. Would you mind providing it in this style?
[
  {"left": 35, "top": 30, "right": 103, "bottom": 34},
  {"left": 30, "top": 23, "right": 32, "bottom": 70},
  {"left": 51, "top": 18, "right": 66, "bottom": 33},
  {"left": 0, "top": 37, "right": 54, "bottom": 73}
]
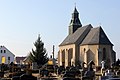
[
  {"left": 81, "top": 27, "right": 113, "bottom": 45},
  {"left": 99, "top": 27, "right": 113, "bottom": 45}
]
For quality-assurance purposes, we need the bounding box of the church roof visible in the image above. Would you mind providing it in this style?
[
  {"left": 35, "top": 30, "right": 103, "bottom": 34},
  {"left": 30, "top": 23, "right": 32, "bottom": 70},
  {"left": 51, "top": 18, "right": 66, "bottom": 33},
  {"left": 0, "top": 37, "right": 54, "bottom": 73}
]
[
  {"left": 59, "top": 24, "right": 92, "bottom": 46},
  {"left": 81, "top": 27, "right": 113, "bottom": 45}
]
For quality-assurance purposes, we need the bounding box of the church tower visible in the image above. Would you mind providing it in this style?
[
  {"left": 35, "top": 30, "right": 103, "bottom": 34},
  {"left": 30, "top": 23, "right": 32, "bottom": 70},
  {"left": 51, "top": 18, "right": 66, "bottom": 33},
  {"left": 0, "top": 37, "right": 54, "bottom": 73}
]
[{"left": 69, "top": 7, "right": 82, "bottom": 35}]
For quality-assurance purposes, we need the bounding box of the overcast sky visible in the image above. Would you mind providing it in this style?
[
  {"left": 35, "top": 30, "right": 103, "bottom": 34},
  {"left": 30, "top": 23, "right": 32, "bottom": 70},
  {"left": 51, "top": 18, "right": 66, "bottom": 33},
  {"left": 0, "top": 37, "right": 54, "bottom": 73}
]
[{"left": 0, "top": 0, "right": 120, "bottom": 59}]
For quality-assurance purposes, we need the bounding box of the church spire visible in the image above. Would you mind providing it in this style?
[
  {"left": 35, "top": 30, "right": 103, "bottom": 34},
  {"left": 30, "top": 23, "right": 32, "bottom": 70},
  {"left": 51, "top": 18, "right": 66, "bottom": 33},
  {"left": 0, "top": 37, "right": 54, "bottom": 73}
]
[
  {"left": 69, "top": 6, "right": 82, "bottom": 35},
  {"left": 73, "top": 6, "right": 79, "bottom": 14}
]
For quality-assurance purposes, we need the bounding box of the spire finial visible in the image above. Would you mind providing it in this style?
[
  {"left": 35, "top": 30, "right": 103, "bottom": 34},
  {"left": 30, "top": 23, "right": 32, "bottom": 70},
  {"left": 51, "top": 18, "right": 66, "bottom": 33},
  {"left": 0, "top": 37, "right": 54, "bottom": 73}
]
[
  {"left": 38, "top": 34, "right": 40, "bottom": 37},
  {"left": 75, "top": 2, "right": 76, "bottom": 8},
  {"left": 73, "top": 3, "right": 78, "bottom": 13},
  {"left": 99, "top": 23, "right": 102, "bottom": 27}
]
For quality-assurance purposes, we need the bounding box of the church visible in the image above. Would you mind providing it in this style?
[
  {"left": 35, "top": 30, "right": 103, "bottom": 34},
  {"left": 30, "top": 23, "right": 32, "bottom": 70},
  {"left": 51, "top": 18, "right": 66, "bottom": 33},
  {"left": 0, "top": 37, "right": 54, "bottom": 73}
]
[{"left": 58, "top": 7, "right": 116, "bottom": 68}]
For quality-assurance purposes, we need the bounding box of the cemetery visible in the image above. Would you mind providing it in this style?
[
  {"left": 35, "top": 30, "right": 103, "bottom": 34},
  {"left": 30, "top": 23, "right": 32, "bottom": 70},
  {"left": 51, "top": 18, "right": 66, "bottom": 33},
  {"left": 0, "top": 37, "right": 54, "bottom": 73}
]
[{"left": 0, "top": 58, "right": 120, "bottom": 80}]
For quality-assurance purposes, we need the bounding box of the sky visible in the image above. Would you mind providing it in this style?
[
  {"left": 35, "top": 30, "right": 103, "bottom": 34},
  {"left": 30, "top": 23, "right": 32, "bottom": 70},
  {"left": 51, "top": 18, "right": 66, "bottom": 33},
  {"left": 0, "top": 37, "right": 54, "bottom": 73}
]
[{"left": 0, "top": 0, "right": 120, "bottom": 59}]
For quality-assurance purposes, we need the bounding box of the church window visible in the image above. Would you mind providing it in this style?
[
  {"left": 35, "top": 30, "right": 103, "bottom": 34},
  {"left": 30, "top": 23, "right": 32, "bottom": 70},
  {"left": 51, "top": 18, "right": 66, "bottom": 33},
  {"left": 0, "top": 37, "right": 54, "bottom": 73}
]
[
  {"left": 102, "top": 48, "right": 106, "bottom": 60},
  {"left": 62, "top": 50, "right": 65, "bottom": 66},
  {"left": 68, "top": 48, "right": 73, "bottom": 66},
  {"left": 84, "top": 48, "right": 86, "bottom": 52},
  {"left": 70, "top": 48, "right": 73, "bottom": 58}
]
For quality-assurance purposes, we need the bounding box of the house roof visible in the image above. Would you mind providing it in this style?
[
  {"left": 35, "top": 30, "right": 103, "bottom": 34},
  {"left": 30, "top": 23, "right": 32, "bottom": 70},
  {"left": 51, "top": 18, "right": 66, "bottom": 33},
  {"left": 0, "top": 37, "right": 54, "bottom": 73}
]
[
  {"left": 59, "top": 24, "right": 92, "bottom": 46},
  {"left": 15, "top": 57, "right": 26, "bottom": 63},
  {"left": 81, "top": 27, "right": 113, "bottom": 45},
  {"left": 0, "top": 46, "right": 15, "bottom": 56}
]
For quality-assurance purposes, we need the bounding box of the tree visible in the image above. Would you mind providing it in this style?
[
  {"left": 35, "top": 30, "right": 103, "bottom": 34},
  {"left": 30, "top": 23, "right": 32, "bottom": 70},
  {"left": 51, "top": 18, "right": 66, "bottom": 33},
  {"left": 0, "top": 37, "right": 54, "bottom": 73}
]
[{"left": 29, "top": 34, "right": 48, "bottom": 67}]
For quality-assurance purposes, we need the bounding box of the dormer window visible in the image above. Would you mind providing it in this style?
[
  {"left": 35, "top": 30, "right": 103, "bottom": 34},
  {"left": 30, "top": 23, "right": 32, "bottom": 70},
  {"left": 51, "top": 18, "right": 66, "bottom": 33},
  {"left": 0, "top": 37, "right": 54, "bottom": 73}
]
[
  {"left": 4, "top": 50, "right": 6, "bottom": 53},
  {"left": 1, "top": 50, "right": 2, "bottom": 53}
]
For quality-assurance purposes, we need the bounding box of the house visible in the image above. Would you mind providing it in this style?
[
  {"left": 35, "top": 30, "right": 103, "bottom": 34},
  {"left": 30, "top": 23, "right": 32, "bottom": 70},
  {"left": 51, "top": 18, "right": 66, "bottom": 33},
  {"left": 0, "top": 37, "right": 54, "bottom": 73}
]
[
  {"left": 0, "top": 46, "right": 15, "bottom": 64},
  {"left": 58, "top": 7, "right": 116, "bottom": 68},
  {"left": 14, "top": 57, "right": 26, "bottom": 64}
]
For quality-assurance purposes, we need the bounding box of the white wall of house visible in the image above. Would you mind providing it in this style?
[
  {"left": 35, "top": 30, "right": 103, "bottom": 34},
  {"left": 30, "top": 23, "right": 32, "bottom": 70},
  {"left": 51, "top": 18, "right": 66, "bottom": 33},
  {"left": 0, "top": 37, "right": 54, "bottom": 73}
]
[{"left": 0, "top": 46, "right": 15, "bottom": 64}]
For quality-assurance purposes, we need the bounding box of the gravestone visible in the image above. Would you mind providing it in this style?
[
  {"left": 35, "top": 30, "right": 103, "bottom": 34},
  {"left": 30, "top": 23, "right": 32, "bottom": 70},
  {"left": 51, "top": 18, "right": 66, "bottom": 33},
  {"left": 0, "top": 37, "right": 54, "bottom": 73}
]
[
  {"left": 101, "top": 76, "right": 109, "bottom": 80},
  {"left": 116, "top": 59, "right": 120, "bottom": 67},
  {"left": 20, "top": 74, "right": 37, "bottom": 80},
  {"left": 82, "top": 62, "right": 86, "bottom": 69},
  {"left": 105, "top": 69, "right": 114, "bottom": 78},
  {"left": 0, "top": 71, "right": 4, "bottom": 78},
  {"left": 83, "top": 60, "right": 95, "bottom": 80},
  {"left": 32, "top": 62, "right": 38, "bottom": 69},
  {"left": 101, "top": 61, "right": 105, "bottom": 69},
  {"left": 101, "top": 61, "right": 105, "bottom": 75},
  {"left": 40, "top": 69, "right": 49, "bottom": 77},
  {"left": 57, "top": 66, "right": 65, "bottom": 75},
  {"left": 12, "top": 76, "right": 20, "bottom": 80},
  {"left": 116, "top": 70, "right": 120, "bottom": 76},
  {"left": 0, "top": 63, "right": 5, "bottom": 78},
  {"left": 1, "top": 63, "right": 5, "bottom": 72},
  {"left": 100, "top": 69, "right": 116, "bottom": 80},
  {"left": 81, "top": 62, "right": 87, "bottom": 77},
  {"left": 20, "top": 69, "right": 37, "bottom": 80}
]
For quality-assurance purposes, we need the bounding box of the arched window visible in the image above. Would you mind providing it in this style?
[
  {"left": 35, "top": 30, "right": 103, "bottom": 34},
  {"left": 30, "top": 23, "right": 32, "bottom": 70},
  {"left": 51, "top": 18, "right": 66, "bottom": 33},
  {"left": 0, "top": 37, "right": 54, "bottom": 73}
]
[
  {"left": 68, "top": 48, "right": 73, "bottom": 66},
  {"left": 103, "top": 48, "right": 106, "bottom": 60},
  {"left": 62, "top": 50, "right": 65, "bottom": 66},
  {"left": 68, "top": 48, "right": 73, "bottom": 59},
  {"left": 84, "top": 48, "right": 86, "bottom": 52}
]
